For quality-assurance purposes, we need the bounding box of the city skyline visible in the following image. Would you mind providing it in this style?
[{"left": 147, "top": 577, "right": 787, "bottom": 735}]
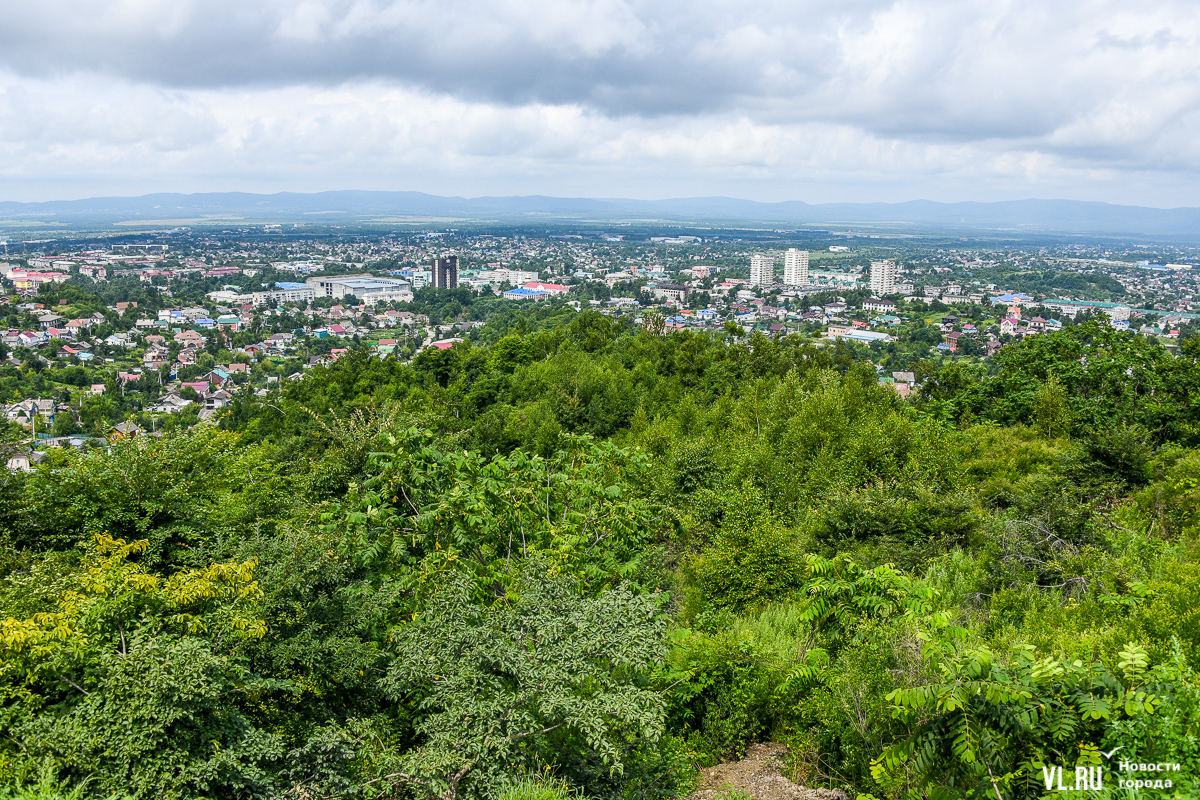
[{"left": 1, "top": 1, "right": 1198, "bottom": 208}]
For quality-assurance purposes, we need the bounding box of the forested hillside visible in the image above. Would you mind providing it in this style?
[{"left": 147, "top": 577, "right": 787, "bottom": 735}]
[{"left": 3, "top": 312, "right": 1199, "bottom": 800}]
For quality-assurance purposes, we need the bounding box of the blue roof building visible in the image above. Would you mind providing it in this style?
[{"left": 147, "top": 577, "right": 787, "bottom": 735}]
[{"left": 502, "top": 287, "right": 548, "bottom": 300}]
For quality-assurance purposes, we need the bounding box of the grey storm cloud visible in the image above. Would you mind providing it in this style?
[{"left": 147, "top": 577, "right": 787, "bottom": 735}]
[
  {"left": 1, "top": 0, "right": 1193, "bottom": 133},
  {"left": 1, "top": 0, "right": 1199, "bottom": 204},
  {"left": 0, "top": 0, "right": 786, "bottom": 114}
]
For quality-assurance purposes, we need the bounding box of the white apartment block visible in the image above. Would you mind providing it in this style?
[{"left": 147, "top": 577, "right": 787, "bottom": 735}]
[
  {"left": 252, "top": 288, "right": 316, "bottom": 307},
  {"left": 870, "top": 260, "right": 897, "bottom": 296},
  {"left": 749, "top": 253, "right": 774, "bottom": 287},
  {"left": 472, "top": 269, "right": 540, "bottom": 287},
  {"left": 783, "top": 249, "right": 809, "bottom": 285}
]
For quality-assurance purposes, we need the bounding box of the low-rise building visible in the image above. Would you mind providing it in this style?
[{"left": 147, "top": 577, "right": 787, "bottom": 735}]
[
  {"left": 252, "top": 287, "right": 315, "bottom": 307},
  {"left": 306, "top": 275, "right": 412, "bottom": 304},
  {"left": 652, "top": 284, "right": 691, "bottom": 303}
]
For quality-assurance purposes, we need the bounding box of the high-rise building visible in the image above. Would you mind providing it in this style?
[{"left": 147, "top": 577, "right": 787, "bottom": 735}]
[
  {"left": 870, "top": 259, "right": 897, "bottom": 296},
  {"left": 749, "top": 253, "right": 774, "bottom": 287},
  {"left": 783, "top": 249, "right": 809, "bottom": 285},
  {"left": 432, "top": 256, "right": 458, "bottom": 289}
]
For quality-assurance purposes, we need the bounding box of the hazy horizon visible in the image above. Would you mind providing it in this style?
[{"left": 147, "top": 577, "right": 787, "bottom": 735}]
[{"left": 2, "top": 190, "right": 1200, "bottom": 212}]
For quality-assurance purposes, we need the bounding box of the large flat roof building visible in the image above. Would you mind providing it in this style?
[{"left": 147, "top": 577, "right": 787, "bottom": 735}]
[{"left": 306, "top": 275, "right": 413, "bottom": 305}]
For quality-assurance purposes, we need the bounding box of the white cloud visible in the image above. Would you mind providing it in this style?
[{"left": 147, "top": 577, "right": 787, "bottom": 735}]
[{"left": 0, "top": 0, "right": 1198, "bottom": 204}]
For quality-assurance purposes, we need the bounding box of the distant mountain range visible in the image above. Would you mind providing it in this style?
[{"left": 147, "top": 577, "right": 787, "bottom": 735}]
[{"left": 1, "top": 191, "right": 1199, "bottom": 237}]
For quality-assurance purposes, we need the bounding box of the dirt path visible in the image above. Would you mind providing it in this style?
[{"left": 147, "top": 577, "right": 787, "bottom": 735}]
[{"left": 687, "top": 743, "right": 848, "bottom": 800}]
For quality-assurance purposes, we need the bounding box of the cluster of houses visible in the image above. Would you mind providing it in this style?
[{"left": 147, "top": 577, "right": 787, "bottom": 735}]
[{"left": 1, "top": 294, "right": 438, "bottom": 444}]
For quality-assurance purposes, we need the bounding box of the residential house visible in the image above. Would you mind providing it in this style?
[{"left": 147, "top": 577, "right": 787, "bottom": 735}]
[
  {"left": 863, "top": 298, "right": 896, "bottom": 313},
  {"left": 6, "top": 450, "right": 47, "bottom": 472},
  {"left": 758, "top": 305, "right": 787, "bottom": 321},
  {"left": 148, "top": 391, "right": 192, "bottom": 414},
  {"left": 181, "top": 307, "right": 209, "bottom": 321},
  {"left": 109, "top": 421, "right": 144, "bottom": 442},
  {"left": 5, "top": 398, "right": 55, "bottom": 427},
  {"left": 203, "top": 389, "right": 232, "bottom": 411},
  {"left": 143, "top": 346, "right": 169, "bottom": 367},
  {"left": 204, "top": 368, "right": 231, "bottom": 387},
  {"left": 174, "top": 329, "right": 205, "bottom": 346}
]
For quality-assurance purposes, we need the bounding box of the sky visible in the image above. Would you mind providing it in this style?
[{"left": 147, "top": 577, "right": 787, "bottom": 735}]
[{"left": 1, "top": 0, "right": 1199, "bottom": 206}]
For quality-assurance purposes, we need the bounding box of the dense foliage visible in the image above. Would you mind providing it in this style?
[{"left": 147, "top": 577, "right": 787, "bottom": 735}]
[{"left": 3, "top": 312, "right": 1199, "bottom": 799}]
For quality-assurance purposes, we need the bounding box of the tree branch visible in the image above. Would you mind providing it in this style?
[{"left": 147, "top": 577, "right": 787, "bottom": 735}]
[{"left": 61, "top": 677, "right": 91, "bottom": 696}]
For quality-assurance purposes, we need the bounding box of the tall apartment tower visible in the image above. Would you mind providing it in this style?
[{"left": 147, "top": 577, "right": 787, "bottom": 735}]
[
  {"left": 870, "top": 259, "right": 897, "bottom": 296},
  {"left": 749, "top": 253, "right": 774, "bottom": 287},
  {"left": 432, "top": 256, "right": 458, "bottom": 289},
  {"left": 783, "top": 249, "right": 809, "bottom": 285}
]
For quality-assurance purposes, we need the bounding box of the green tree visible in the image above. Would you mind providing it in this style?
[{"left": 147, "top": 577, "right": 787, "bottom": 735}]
[
  {"left": 870, "top": 637, "right": 1159, "bottom": 800},
  {"left": 380, "top": 568, "right": 667, "bottom": 800},
  {"left": 0, "top": 535, "right": 277, "bottom": 797},
  {"left": 1031, "top": 373, "right": 1071, "bottom": 438}
]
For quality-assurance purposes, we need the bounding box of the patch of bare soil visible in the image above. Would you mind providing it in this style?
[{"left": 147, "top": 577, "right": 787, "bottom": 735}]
[{"left": 687, "top": 743, "right": 849, "bottom": 800}]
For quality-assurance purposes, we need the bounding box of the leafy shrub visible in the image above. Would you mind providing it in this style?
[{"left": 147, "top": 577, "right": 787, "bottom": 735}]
[{"left": 687, "top": 484, "right": 804, "bottom": 613}]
